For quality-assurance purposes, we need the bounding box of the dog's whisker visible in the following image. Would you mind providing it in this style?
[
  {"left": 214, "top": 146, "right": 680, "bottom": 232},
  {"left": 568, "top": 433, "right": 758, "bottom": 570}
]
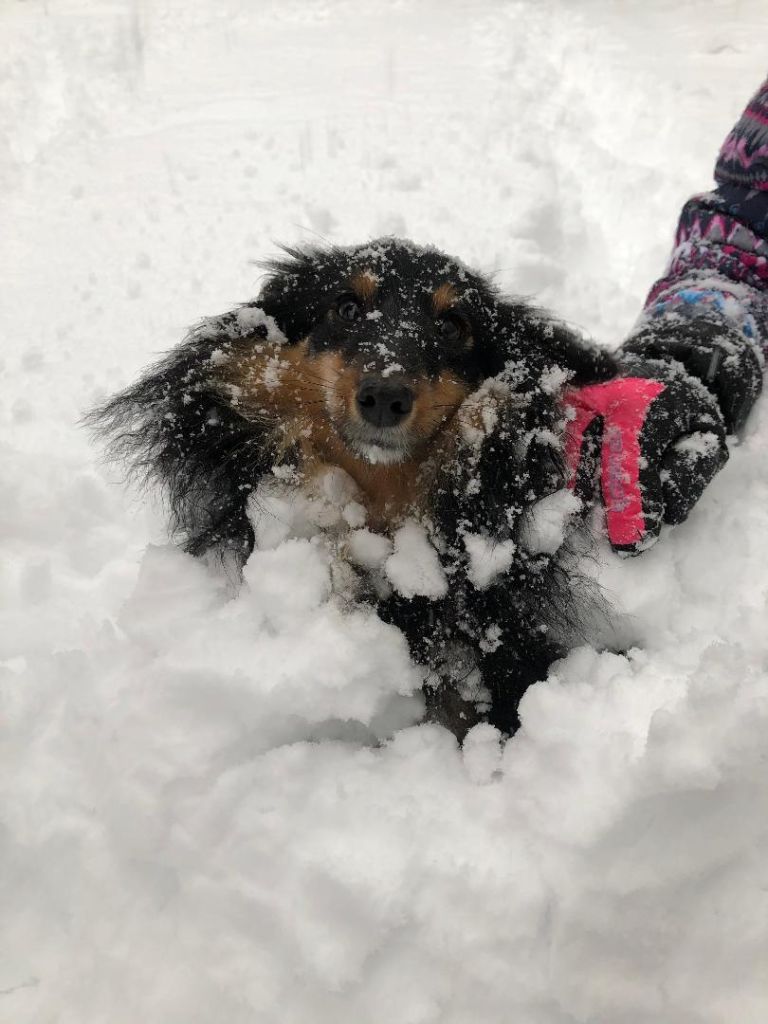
[
  {"left": 300, "top": 376, "right": 343, "bottom": 393},
  {"left": 292, "top": 370, "right": 343, "bottom": 393}
]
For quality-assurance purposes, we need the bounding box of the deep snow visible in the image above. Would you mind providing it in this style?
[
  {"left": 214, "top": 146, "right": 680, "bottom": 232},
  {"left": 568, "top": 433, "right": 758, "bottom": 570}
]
[{"left": 2, "top": 1, "right": 768, "bottom": 1022}]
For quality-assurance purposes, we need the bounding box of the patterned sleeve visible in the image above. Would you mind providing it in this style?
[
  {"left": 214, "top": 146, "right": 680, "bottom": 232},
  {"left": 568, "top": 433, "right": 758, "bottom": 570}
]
[{"left": 636, "top": 78, "right": 768, "bottom": 362}]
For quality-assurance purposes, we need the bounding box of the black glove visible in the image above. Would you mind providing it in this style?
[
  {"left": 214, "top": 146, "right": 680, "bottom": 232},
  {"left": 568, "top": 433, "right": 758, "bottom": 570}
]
[
  {"left": 566, "top": 313, "right": 762, "bottom": 554},
  {"left": 621, "top": 315, "right": 762, "bottom": 433}
]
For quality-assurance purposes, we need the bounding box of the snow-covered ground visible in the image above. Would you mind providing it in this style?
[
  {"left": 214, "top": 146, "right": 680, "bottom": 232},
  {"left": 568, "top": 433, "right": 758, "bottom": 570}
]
[{"left": 3, "top": 1, "right": 768, "bottom": 1021}]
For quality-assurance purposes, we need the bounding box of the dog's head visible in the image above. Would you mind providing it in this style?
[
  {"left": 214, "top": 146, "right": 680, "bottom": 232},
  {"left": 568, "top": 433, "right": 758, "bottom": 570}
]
[{"left": 232, "top": 237, "right": 612, "bottom": 466}]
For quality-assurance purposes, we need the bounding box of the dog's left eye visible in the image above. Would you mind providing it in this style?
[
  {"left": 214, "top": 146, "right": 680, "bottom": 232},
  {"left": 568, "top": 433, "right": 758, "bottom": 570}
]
[
  {"left": 336, "top": 294, "right": 362, "bottom": 322},
  {"left": 438, "top": 313, "right": 466, "bottom": 344}
]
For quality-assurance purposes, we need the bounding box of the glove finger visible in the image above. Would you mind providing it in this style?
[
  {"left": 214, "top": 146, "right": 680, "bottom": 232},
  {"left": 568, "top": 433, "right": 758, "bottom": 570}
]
[
  {"left": 622, "top": 323, "right": 763, "bottom": 433},
  {"left": 638, "top": 377, "right": 728, "bottom": 528},
  {"left": 712, "top": 349, "right": 762, "bottom": 433},
  {"left": 660, "top": 430, "right": 728, "bottom": 524},
  {"left": 668, "top": 335, "right": 763, "bottom": 432}
]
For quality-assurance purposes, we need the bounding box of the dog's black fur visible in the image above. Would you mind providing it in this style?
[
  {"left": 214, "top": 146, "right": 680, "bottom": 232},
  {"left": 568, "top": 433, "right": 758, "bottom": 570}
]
[{"left": 90, "top": 238, "right": 615, "bottom": 736}]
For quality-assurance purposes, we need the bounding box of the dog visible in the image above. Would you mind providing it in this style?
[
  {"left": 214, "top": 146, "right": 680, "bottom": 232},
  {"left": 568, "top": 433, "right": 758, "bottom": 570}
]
[{"left": 90, "top": 238, "right": 616, "bottom": 736}]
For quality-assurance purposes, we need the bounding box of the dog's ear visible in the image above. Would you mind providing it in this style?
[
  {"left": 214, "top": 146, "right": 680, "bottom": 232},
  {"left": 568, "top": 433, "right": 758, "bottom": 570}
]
[
  {"left": 489, "top": 301, "right": 616, "bottom": 386},
  {"left": 256, "top": 246, "right": 327, "bottom": 344},
  {"left": 535, "top": 317, "right": 617, "bottom": 384},
  {"left": 86, "top": 317, "right": 278, "bottom": 567}
]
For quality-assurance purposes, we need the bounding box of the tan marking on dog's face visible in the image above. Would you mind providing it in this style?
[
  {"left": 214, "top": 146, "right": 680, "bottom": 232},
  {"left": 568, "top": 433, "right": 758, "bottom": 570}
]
[
  {"left": 409, "top": 371, "right": 470, "bottom": 440},
  {"left": 223, "top": 339, "right": 470, "bottom": 447},
  {"left": 317, "top": 358, "right": 469, "bottom": 443},
  {"left": 309, "top": 349, "right": 357, "bottom": 425},
  {"left": 220, "top": 339, "right": 327, "bottom": 420},
  {"left": 349, "top": 271, "right": 378, "bottom": 304},
  {"left": 219, "top": 339, "right": 471, "bottom": 527},
  {"left": 432, "top": 282, "right": 458, "bottom": 315}
]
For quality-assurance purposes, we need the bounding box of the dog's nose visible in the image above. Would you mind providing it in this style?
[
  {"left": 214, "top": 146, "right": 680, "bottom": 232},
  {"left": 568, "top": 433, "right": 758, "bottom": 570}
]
[{"left": 356, "top": 377, "right": 414, "bottom": 428}]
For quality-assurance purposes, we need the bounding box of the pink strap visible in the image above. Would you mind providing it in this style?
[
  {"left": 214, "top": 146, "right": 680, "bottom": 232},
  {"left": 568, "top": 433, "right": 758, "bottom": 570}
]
[{"left": 563, "top": 378, "right": 666, "bottom": 546}]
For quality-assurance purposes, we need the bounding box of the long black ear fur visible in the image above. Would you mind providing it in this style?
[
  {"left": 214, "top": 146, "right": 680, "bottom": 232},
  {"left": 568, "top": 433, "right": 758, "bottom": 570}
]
[
  {"left": 536, "top": 317, "right": 617, "bottom": 384},
  {"left": 87, "top": 246, "right": 326, "bottom": 565},
  {"left": 256, "top": 245, "right": 333, "bottom": 343},
  {"left": 85, "top": 305, "right": 285, "bottom": 563},
  {"left": 477, "top": 297, "right": 616, "bottom": 388}
]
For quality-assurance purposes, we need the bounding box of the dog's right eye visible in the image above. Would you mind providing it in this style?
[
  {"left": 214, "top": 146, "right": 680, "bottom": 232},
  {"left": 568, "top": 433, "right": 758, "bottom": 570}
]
[{"left": 336, "top": 295, "right": 362, "bottom": 322}]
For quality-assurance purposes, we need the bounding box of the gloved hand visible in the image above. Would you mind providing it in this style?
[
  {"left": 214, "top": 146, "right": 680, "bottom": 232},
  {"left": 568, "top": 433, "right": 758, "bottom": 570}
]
[
  {"left": 564, "top": 310, "right": 764, "bottom": 554},
  {"left": 564, "top": 364, "right": 728, "bottom": 555},
  {"left": 621, "top": 316, "right": 763, "bottom": 433}
]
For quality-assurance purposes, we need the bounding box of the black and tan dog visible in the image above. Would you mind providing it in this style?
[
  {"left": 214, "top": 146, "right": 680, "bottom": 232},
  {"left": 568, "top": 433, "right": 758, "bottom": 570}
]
[{"left": 91, "top": 238, "right": 615, "bottom": 736}]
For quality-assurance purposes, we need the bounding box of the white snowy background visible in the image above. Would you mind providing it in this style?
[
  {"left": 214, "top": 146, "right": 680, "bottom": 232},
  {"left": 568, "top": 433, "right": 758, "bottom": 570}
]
[{"left": 2, "top": 1, "right": 768, "bottom": 1021}]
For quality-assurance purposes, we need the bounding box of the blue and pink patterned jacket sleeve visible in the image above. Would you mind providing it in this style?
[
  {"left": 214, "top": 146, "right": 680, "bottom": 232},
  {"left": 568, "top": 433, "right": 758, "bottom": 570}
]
[
  {"left": 634, "top": 78, "right": 768, "bottom": 368},
  {"left": 564, "top": 82, "right": 768, "bottom": 556}
]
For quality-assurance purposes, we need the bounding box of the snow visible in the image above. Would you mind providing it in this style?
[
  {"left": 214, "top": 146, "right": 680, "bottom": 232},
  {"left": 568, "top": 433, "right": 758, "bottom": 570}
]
[
  {"left": 464, "top": 532, "right": 518, "bottom": 589},
  {"left": 347, "top": 528, "right": 393, "bottom": 571},
  {"left": 385, "top": 521, "right": 449, "bottom": 599},
  {"left": 520, "top": 488, "right": 584, "bottom": 556},
  {"left": 669, "top": 429, "right": 723, "bottom": 458},
  {"left": 3, "top": 1, "right": 768, "bottom": 1022}
]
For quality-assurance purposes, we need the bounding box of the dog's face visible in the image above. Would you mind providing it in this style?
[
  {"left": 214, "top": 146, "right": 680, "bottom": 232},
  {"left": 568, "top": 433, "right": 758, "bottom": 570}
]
[
  {"left": 299, "top": 251, "right": 488, "bottom": 465},
  {"left": 251, "top": 239, "right": 514, "bottom": 466}
]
